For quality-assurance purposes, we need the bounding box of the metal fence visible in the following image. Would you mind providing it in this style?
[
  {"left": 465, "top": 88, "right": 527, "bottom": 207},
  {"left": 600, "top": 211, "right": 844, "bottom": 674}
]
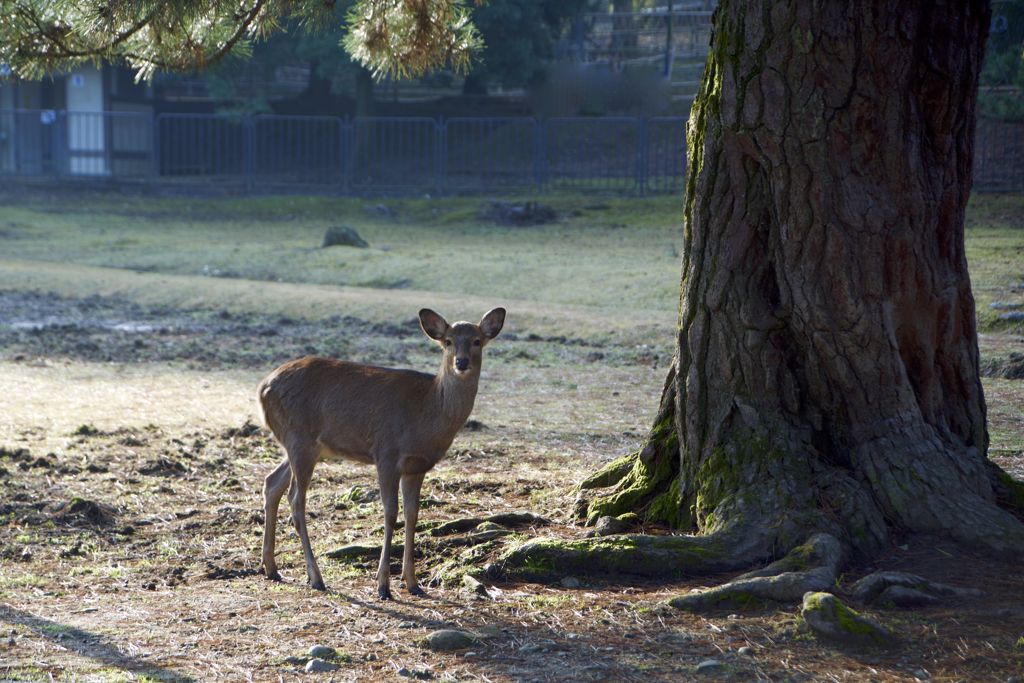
[
  {"left": 974, "top": 118, "right": 1024, "bottom": 192},
  {"left": 443, "top": 118, "right": 539, "bottom": 193},
  {"left": 0, "top": 109, "right": 1020, "bottom": 194}
]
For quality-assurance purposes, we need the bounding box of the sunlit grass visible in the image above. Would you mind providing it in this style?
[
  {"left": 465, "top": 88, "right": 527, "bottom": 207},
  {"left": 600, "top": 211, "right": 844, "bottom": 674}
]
[{"left": 0, "top": 193, "right": 682, "bottom": 317}]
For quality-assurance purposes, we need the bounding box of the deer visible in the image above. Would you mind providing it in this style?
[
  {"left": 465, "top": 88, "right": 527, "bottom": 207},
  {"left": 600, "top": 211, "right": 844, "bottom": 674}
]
[{"left": 257, "top": 307, "right": 505, "bottom": 600}]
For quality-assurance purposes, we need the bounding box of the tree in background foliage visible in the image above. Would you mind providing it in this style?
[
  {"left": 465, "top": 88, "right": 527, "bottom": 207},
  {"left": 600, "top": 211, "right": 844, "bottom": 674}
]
[
  {"left": 461, "top": 0, "right": 590, "bottom": 95},
  {"left": 978, "top": 0, "right": 1024, "bottom": 119},
  {"left": 165, "top": 3, "right": 376, "bottom": 119}
]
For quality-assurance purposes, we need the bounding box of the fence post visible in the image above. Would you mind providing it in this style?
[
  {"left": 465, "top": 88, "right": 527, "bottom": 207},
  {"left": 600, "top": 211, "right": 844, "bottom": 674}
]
[
  {"left": 147, "top": 112, "right": 155, "bottom": 184},
  {"left": 342, "top": 115, "right": 350, "bottom": 195},
  {"left": 153, "top": 114, "right": 161, "bottom": 183},
  {"left": 536, "top": 116, "right": 544, "bottom": 195},
  {"left": 245, "top": 117, "right": 254, "bottom": 194},
  {"left": 54, "top": 111, "right": 63, "bottom": 181},
  {"left": 638, "top": 116, "right": 645, "bottom": 197},
  {"left": 437, "top": 115, "right": 445, "bottom": 197}
]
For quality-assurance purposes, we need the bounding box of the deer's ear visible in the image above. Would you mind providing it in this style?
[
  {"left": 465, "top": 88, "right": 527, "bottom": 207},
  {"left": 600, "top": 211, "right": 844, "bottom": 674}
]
[
  {"left": 419, "top": 309, "right": 449, "bottom": 341},
  {"left": 479, "top": 307, "right": 506, "bottom": 341}
]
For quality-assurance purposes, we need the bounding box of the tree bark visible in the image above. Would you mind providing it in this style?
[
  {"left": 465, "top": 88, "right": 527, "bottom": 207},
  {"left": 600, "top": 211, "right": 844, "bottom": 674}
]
[
  {"left": 513, "top": 0, "right": 1024, "bottom": 586},
  {"left": 611, "top": 0, "right": 638, "bottom": 60},
  {"left": 669, "top": 0, "right": 1024, "bottom": 560}
]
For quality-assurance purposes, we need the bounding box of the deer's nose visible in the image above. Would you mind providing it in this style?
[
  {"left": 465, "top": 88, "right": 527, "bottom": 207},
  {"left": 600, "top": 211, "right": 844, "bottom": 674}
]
[{"left": 455, "top": 357, "right": 470, "bottom": 371}]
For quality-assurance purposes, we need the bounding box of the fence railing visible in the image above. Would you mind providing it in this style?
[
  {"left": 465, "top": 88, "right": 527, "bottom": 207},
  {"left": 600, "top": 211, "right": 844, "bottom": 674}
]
[
  {"left": 975, "top": 118, "right": 1024, "bottom": 192},
  {"left": 0, "top": 110, "right": 1020, "bottom": 193}
]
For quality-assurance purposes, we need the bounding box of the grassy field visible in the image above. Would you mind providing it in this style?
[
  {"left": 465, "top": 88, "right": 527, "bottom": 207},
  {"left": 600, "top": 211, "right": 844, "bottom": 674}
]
[
  {"left": 0, "top": 185, "right": 1022, "bottom": 683},
  {"left": 0, "top": 192, "right": 683, "bottom": 321}
]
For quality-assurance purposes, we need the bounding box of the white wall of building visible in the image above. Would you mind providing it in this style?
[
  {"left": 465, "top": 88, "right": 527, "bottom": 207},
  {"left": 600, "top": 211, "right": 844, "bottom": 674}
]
[{"left": 65, "top": 66, "right": 106, "bottom": 175}]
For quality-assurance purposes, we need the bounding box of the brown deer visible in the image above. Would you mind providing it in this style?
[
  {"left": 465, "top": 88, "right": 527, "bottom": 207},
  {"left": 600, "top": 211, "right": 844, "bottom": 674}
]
[{"left": 257, "top": 307, "right": 505, "bottom": 599}]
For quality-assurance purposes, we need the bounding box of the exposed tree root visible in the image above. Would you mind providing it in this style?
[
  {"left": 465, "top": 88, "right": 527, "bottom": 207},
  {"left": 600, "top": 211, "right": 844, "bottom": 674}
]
[
  {"left": 496, "top": 517, "right": 790, "bottom": 583},
  {"left": 667, "top": 533, "right": 845, "bottom": 610},
  {"left": 850, "top": 571, "right": 983, "bottom": 607},
  {"left": 326, "top": 512, "right": 548, "bottom": 563},
  {"left": 428, "top": 512, "right": 549, "bottom": 537}
]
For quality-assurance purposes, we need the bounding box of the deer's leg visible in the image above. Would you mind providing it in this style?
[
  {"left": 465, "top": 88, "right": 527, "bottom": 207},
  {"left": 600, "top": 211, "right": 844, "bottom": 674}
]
[
  {"left": 285, "top": 439, "right": 326, "bottom": 591},
  {"left": 261, "top": 457, "right": 291, "bottom": 582},
  {"left": 400, "top": 472, "right": 427, "bottom": 597},
  {"left": 376, "top": 463, "right": 401, "bottom": 600}
]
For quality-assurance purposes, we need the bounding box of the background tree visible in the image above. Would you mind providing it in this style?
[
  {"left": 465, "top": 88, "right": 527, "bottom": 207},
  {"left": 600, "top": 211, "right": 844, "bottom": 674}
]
[
  {"left": 292, "top": 12, "right": 376, "bottom": 117},
  {"left": 0, "top": 0, "right": 481, "bottom": 81},
  {"left": 460, "top": 0, "right": 589, "bottom": 95},
  {"left": 610, "top": 0, "right": 638, "bottom": 60},
  {"left": 175, "top": 3, "right": 376, "bottom": 118},
  {"left": 978, "top": 0, "right": 1024, "bottom": 118},
  {"left": 501, "top": 0, "right": 1024, "bottom": 602}
]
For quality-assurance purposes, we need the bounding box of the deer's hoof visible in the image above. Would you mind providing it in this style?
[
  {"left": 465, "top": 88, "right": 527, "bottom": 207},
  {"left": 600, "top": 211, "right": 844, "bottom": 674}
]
[
  {"left": 310, "top": 579, "right": 328, "bottom": 591},
  {"left": 265, "top": 570, "right": 282, "bottom": 582},
  {"left": 378, "top": 586, "right": 393, "bottom": 601},
  {"left": 407, "top": 586, "right": 427, "bottom": 598}
]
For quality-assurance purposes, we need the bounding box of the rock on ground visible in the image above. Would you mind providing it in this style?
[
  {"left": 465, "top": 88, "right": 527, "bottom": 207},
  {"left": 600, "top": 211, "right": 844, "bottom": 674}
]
[
  {"left": 422, "top": 629, "right": 477, "bottom": 651},
  {"left": 305, "top": 658, "right": 340, "bottom": 672},
  {"left": 477, "top": 201, "right": 557, "bottom": 226},
  {"left": 801, "top": 592, "right": 896, "bottom": 647},
  {"left": 307, "top": 645, "right": 336, "bottom": 659},
  {"left": 322, "top": 225, "right": 370, "bottom": 248}
]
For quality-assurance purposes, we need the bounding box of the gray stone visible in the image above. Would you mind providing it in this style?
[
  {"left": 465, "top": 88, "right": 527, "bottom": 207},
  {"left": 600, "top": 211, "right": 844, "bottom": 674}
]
[
  {"left": 913, "top": 670, "right": 930, "bottom": 680},
  {"left": 322, "top": 225, "right": 369, "bottom": 248},
  {"left": 304, "top": 659, "right": 339, "bottom": 672},
  {"left": 462, "top": 574, "right": 490, "bottom": 597},
  {"left": 1001, "top": 311, "right": 1024, "bottom": 321},
  {"left": 307, "top": 645, "right": 336, "bottom": 659},
  {"left": 561, "top": 577, "right": 582, "bottom": 588},
  {"left": 801, "top": 592, "right": 895, "bottom": 647},
  {"left": 584, "top": 515, "right": 628, "bottom": 538},
  {"left": 991, "top": 302, "right": 1024, "bottom": 310},
  {"left": 423, "top": 629, "right": 476, "bottom": 651},
  {"left": 518, "top": 643, "right": 542, "bottom": 654},
  {"left": 696, "top": 659, "right": 724, "bottom": 675},
  {"left": 363, "top": 204, "right": 392, "bottom": 217},
  {"left": 738, "top": 646, "right": 754, "bottom": 656},
  {"left": 477, "top": 200, "right": 557, "bottom": 226}
]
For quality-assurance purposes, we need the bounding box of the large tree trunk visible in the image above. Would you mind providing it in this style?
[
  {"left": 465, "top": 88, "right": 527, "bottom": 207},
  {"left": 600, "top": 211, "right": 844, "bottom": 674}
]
[
  {"left": 668, "top": 0, "right": 1022, "bottom": 558},
  {"left": 503, "top": 0, "right": 1024, "bottom": 588}
]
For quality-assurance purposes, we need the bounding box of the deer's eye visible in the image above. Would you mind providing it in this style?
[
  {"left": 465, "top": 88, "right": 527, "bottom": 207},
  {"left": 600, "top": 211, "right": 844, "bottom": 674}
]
[
  {"left": 473, "top": 339, "right": 481, "bottom": 347},
  {"left": 445, "top": 339, "right": 452, "bottom": 346}
]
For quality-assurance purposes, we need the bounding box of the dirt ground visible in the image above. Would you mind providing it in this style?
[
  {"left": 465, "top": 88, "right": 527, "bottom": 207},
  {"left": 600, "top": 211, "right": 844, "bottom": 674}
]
[{"left": 1, "top": 290, "right": 1023, "bottom": 683}]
